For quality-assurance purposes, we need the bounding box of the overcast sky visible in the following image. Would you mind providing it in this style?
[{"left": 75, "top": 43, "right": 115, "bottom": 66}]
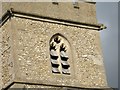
[
  {"left": 96, "top": 2, "right": 118, "bottom": 88},
  {"left": 95, "top": 0, "right": 119, "bottom": 2}
]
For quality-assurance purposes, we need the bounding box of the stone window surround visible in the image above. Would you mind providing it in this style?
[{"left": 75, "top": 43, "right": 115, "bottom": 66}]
[{"left": 50, "top": 34, "right": 70, "bottom": 75}]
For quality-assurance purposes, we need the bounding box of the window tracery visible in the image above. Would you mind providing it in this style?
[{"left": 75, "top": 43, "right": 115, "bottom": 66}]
[{"left": 49, "top": 34, "right": 70, "bottom": 75}]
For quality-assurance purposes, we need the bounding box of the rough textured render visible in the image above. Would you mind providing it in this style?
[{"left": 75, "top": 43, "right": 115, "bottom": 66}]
[
  {"left": 0, "top": 19, "right": 14, "bottom": 89},
  {"left": 0, "top": 1, "right": 109, "bottom": 90}
]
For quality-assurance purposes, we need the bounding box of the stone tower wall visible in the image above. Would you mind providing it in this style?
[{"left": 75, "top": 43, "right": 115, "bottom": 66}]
[
  {"left": 0, "top": 19, "right": 14, "bottom": 89},
  {"left": 11, "top": 16, "right": 107, "bottom": 88},
  {"left": 2, "top": 2, "right": 97, "bottom": 24},
  {"left": 0, "top": 2, "right": 108, "bottom": 89}
]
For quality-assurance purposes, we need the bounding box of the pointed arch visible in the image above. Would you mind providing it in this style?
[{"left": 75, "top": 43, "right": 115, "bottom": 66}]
[{"left": 49, "top": 33, "right": 71, "bottom": 75}]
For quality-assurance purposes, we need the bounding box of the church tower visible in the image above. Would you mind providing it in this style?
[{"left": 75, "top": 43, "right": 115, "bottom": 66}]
[{"left": 0, "top": 1, "right": 109, "bottom": 89}]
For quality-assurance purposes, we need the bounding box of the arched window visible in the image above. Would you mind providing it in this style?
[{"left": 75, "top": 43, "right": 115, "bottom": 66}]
[{"left": 49, "top": 34, "right": 71, "bottom": 75}]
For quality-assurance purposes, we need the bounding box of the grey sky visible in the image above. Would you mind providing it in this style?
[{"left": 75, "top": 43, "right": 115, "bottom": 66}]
[
  {"left": 95, "top": 0, "right": 119, "bottom": 2},
  {"left": 96, "top": 2, "right": 118, "bottom": 88}
]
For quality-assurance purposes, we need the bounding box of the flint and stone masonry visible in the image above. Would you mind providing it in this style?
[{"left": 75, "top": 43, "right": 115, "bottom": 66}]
[{"left": 0, "top": 1, "right": 110, "bottom": 90}]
